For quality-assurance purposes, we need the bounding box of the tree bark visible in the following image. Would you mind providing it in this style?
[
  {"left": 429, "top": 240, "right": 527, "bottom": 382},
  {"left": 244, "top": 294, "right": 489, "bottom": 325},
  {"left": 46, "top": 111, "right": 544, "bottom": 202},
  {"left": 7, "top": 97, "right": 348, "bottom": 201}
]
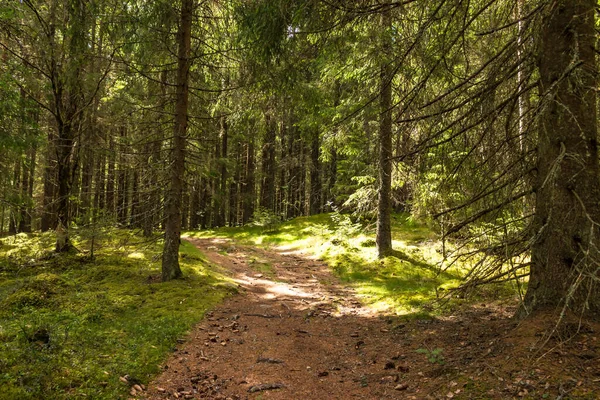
[
  {"left": 211, "top": 136, "right": 221, "bottom": 227},
  {"left": 9, "top": 160, "right": 21, "bottom": 234},
  {"left": 524, "top": 0, "right": 600, "bottom": 315},
  {"left": 53, "top": 0, "right": 87, "bottom": 252},
  {"left": 131, "top": 169, "right": 140, "bottom": 228},
  {"left": 161, "top": 0, "right": 192, "bottom": 281},
  {"left": 309, "top": 128, "right": 322, "bottom": 215},
  {"left": 189, "top": 177, "right": 201, "bottom": 229},
  {"left": 41, "top": 127, "right": 57, "bottom": 232},
  {"left": 376, "top": 10, "right": 393, "bottom": 258},
  {"left": 219, "top": 115, "right": 229, "bottom": 225},
  {"left": 117, "top": 126, "right": 128, "bottom": 225},
  {"left": 242, "top": 137, "right": 256, "bottom": 224},
  {"left": 260, "top": 112, "right": 276, "bottom": 211},
  {"left": 19, "top": 146, "right": 36, "bottom": 232},
  {"left": 106, "top": 134, "right": 116, "bottom": 215}
]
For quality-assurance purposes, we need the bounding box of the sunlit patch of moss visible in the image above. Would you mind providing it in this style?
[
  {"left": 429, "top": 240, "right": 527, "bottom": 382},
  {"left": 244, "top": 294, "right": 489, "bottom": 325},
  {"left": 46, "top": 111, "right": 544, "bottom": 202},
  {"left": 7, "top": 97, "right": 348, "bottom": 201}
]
[
  {"left": 0, "top": 230, "right": 229, "bottom": 400},
  {"left": 127, "top": 251, "right": 145, "bottom": 259},
  {"left": 190, "top": 212, "right": 516, "bottom": 317}
]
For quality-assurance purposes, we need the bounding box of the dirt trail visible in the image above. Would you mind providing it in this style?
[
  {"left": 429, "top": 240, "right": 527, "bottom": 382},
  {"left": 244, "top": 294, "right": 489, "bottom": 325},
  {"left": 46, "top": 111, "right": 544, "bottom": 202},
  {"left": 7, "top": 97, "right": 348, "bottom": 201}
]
[
  {"left": 143, "top": 238, "right": 600, "bottom": 400},
  {"left": 144, "top": 238, "right": 422, "bottom": 399}
]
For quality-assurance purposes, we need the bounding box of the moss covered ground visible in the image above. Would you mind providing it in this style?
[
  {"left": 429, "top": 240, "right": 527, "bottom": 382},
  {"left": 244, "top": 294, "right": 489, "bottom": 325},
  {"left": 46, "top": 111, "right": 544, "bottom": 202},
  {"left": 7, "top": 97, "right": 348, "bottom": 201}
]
[{"left": 0, "top": 230, "right": 230, "bottom": 400}]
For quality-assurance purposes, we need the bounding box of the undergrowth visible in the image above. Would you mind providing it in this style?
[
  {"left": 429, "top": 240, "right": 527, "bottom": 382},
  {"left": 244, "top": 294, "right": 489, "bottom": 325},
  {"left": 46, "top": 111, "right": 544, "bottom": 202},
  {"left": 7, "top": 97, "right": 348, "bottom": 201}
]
[
  {"left": 187, "top": 213, "right": 519, "bottom": 317},
  {"left": 0, "top": 230, "right": 230, "bottom": 400}
]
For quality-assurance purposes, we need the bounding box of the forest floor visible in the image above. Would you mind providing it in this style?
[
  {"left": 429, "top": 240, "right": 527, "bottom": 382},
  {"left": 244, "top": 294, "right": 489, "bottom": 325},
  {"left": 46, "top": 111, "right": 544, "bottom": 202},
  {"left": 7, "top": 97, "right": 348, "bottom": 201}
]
[{"left": 144, "top": 237, "right": 600, "bottom": 400}]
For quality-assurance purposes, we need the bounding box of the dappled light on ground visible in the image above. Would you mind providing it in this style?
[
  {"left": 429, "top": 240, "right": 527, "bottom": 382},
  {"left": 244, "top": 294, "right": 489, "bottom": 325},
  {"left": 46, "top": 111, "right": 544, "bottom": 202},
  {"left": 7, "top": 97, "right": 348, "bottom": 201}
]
[{"left": 147, "top": 236, "right": 600, "bottom": 400}]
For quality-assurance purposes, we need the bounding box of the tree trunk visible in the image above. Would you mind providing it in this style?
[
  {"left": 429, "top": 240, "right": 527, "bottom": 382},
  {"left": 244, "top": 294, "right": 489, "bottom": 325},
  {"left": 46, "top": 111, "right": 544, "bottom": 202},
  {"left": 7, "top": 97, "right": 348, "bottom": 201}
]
[
  {"left": 309, "top": 128, "right": 322, "bottom": 215},
  {"left": 287, "top": 122, "right": 300, "bottom": 219},
  {"left": 524, "top": 0, "right": 600, "bottom": 315},
  {"left": 131, "top": 169, "right": 140, "bottom": 228},
  {"left": 211, "top": 138, "right": 221, "bottom": 227},
  {"left": 79, "top": 120, "right": 94, "bottom": 224},
  {"left": 327, "top": 148, "right": 337, "bottom": 209},
  {"left": 93, "top": 137, "right": 106, "bottom": 211},
  {"left": 181, "top": 180, "right": 189, "bottom": 230},
  {"left": 161, "top": 0, "right": 192, "bottom": 281},
  {"left": 200, "top": 177, "right": 211, "bottom": 229},
  {"left": 376, "top": 10, "right": 393, "bottom": 258},
  {"left": 189, "top": 177, "right": 201, "bottom": 229},
  {"left": 55, "top": 123, "right": 76, "bottom": 252},
  {"left": 260, "top": 112, "right": 276, "bottom": 211},
  {"left": 41, "top": 128, "right": 57, "bottom": 232},
  {"left": 9, "top": 160, "right": 21, "bottom": 235},
  {"left": 116, "top": 126, "right": 128, "bottom": 225},
  {"left": 242, "top": 137, "right": 255, "bottom": 224},
  {"left": 219, "top": 115, "right": 229, "bottom": 225},
  {"left": 19, "top": 146, "right": 36, "bottom": 232},
  {"left": 106, "top": 134, "right": 116, "bottom": 215},
  {"left": 278, "top": 119, "right": 287, "bottom": 217}
]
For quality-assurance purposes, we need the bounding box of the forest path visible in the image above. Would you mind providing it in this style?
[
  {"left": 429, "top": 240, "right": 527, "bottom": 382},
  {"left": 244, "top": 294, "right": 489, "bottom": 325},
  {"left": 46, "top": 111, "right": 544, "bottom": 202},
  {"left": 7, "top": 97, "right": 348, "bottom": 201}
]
[
  {"left": 144, "top": 237, "right": 420, "bottom": 399},
  {"left": 142, "top": 238, "right": 599, "bottom": 400}
]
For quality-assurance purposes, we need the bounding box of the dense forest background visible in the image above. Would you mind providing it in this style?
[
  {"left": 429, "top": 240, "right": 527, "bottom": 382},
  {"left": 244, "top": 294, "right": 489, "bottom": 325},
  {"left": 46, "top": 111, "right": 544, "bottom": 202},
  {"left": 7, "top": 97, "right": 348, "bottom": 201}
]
[{"left": 1, "top": 0, "right": 599, "bottom": 317}]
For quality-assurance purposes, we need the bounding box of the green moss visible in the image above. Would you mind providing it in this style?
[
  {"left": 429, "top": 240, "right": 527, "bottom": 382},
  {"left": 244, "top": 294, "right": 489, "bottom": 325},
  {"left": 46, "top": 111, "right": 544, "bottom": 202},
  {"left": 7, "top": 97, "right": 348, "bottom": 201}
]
[
  {"left": 0, "top": 230, "right": 229, "bottom": 400},
  {"left": 188, "top": 212, "right": 515, "bottom": 317}
]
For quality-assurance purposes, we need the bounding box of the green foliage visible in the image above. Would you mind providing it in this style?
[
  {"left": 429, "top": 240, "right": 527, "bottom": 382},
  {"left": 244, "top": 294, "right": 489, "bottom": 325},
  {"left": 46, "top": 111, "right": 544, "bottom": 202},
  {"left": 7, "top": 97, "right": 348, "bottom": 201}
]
[
  {"left": 416, "top": 347, "right": 445, "bottom": 365},
  {"left": 342, "top": 176, "right": 377, "bottom": 220},
  {"left": 251, "top": 207, "right": 282, "bottom": 233},
  {"left": 329, "top": 208, "right": 362, "bottom": 247},
  {"left": 0, "top": 230, "right": 229, "bottom": 400},
  {"left": 234, "top": 0, "right": 297, "bottom": 63}
]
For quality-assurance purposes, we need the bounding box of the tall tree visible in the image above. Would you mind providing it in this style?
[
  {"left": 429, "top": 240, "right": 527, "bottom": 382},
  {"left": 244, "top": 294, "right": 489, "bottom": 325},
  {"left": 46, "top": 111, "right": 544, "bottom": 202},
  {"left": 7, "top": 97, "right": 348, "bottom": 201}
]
[
  {"left": 376, "top": 8, "right": 393, "bottom": 257},
  {"left": 161, "top": 0, "right": 193, "bottom": 281},
  {"left": 524, "top": 0, "right": 600, "bottom": 315}
]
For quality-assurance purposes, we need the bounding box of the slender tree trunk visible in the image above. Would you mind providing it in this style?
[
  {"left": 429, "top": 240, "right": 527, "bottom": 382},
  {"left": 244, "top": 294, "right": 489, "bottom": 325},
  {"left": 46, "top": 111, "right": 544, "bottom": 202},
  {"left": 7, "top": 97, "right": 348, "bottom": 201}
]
[
  {"left": 287, "top": 121, "right": 302, "bottom": 218},
  {"left": 309, "top": 128, "right": 322, "bottom": 215},
  {"left": 79, "top": 119, "right": 93, "bottom": 223},
  {"left": 9, "top": 160, "right": 21, "bottom": 234},
  {"left": 181, "top": 180, "right": 189, "bottom": 230},
  {"left": 229, "top": 147, "right": 239, "bottom": 227},
  {"left": 131, "top": 169, "right": 140, "bottom": 228},
  {"left": 327, "top": 148, "right": 337, "bottom": 209},
  {"left": 142, "top": 140, "right": 154, "bottom": 236},
  {"left": 189, "top": 177, "right": 200, "bottom": 229},
  {"left": 93, "top": 140, "right": 106, "bottom": 211},
  {"left": 18, "top": 156, "right": 28, "bottom": 233},
  {"left": 106, "top": 134, "right": 116, "bottom": 215},
  {"left": 326, "top": 81, "right": 340, "bottom": 210},
  {"left": 376, "top": 9, "right": 393, "bottom": 257},
  {"left": 524, "top": 0, "right": 600, "bottom": 315},
  {"left": 200, "top": 177, "right": 210, "bottom": 229},
  {"left": 260, "top": 112, "right": 276, "bottom": 211},
  {"left": 242, "top": 137, "right": 255, "bottom": 224},
  {"left": 211, "top": 134, "right": 222, "bottom": 227},
  {"left": 19, "top": 146, "right": 36, "bottom": 232},
  {"left": 298, "top": 137, "right": 307, "bottom": 215},
  {"left": 161, "top": 0, "right": 193, "bottom": 281},
  {"left": 278, "top": 120, "right": 287, "bottom": 217},
  {"left": 219, "top": 115, "right": 228, "bottom": 225},
  {"left": 117, "top": 126, "right": 128, "bottom": 225},
  {"left": 41, "top": 128, "right": 57, "bottom": 232}
]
